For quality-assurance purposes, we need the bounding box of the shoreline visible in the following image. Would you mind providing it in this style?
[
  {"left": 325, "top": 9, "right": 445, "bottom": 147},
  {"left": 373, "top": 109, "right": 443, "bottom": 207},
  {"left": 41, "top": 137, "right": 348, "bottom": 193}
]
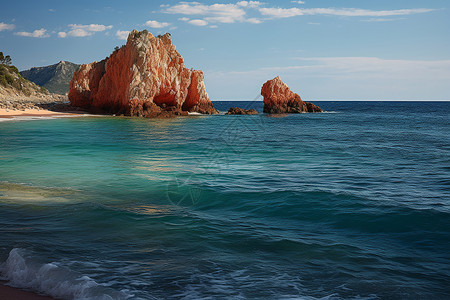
[
  {"left": 0, "top": 108, "right": 87, "bottom": 119},
  {"left": 0, "top": 282, "right": 56, "bottom": 300},
  {"left": 0, "top": 107, "right": 216, "bottom": 120}
]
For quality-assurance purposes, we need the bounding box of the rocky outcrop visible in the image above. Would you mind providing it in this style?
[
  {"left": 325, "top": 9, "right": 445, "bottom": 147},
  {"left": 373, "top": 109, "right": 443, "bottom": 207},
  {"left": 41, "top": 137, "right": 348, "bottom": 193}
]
[
  {"left": 225, "top": 107, "right": 258, "bottom": 115},
  {"left": 261, "top": 76, "right": 321, "bottom": 113},
  {"left": 69, "top": 30, "right": 217, "bottom": 116}
]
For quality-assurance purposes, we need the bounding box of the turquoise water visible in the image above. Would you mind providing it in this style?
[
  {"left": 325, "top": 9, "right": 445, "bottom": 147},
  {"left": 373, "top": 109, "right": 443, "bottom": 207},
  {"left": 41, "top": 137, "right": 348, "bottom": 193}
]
[{"left": 0, "top": 101, "right": 449, "bottom": 299}]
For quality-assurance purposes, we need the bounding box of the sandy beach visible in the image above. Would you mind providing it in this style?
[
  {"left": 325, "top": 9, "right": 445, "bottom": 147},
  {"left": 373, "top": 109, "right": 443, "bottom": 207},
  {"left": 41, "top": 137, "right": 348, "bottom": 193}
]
[
  {"left": 0, "top": 108, "right": 80, "bottom": 119},
  {"left": 0, "top": 283, "right": 55, "bottom": 300}
]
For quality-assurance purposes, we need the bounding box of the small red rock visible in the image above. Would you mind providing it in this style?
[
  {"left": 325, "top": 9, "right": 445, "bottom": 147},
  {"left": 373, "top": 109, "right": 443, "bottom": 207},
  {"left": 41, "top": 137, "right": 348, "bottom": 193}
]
[{"left": 261, "top": 76, "right": 321, "bottom": 113}]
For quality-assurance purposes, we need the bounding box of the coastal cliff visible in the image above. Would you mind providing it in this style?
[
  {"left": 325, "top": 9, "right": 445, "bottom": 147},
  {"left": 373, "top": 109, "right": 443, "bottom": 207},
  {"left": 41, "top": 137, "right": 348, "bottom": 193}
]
[
  {"left": 261, "top": 76, "right": 321, "bottom": 113},
  {"left": 69, "top": 30, "right": 217, "bottom": 116}
]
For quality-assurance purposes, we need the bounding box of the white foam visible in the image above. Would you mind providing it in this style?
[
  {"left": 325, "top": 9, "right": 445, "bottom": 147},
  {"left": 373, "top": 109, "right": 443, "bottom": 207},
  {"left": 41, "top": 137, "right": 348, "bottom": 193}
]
[{"left": 0, "top": 248, "right": 131, "bottom": 300}]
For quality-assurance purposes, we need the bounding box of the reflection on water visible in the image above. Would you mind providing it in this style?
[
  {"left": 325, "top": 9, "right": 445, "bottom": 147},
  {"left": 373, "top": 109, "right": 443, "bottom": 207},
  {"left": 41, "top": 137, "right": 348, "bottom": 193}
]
[
  {"left": 133, "top": 157, "right": 182, "bottom": 172},
  {"left": 121, "top": 204, "right": 173, "bottom": 216},
  {"left": 0, "top": 182, "right": 79, "bottom": 204},
  {"left": 266, "top": 113, "right": 289, "bottom": 118},
  {"left": 124, "top": 116, "right": 191, "bottom": 136}
]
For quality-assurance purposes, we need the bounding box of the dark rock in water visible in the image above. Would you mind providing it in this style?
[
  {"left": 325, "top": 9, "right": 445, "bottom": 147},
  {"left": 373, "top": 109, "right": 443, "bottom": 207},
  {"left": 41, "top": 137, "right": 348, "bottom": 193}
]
[
  {"left": 69, "top": 29, "right": 218, "bottom": 117},
  {"left": 139, "top": 102, "right": 188, "bottom": 118},
  {"left": 225, "top": 107, "right": 258, "bottom": 115},
  {"left": 261, "top": 76, "right": 322, "bottom": 113},
  {"left": 20, "top": 61, "right": 81, "bottom": 95}
]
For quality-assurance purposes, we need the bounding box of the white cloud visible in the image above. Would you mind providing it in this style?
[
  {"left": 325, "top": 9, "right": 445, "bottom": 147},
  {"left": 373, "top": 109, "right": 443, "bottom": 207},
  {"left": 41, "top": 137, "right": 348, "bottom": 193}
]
[
  {"left": 164, "top": 2, "right": 247, "bottom": 23},
  {"left": 259, "top": 7, "right": 435, "bottom": 18},
  {"left": 116, "top": 30, "right": 130, "bottom": 40},
  {"left": 0, "top": 22, "right": 15, "bottom": 31},
  {"left": 236, "top": 1, "right": 262, "bottom": 8},
  {"left": 145, "top": 20, "right": 170, "bottom": 28},
  {"left": 188, "top": 19, "right": 208, "bottom": 26},
  {"left": 69, "top": 24, "right": 113, "bottom": 32},
  {"left": 49, "top": 8, "right": 56, "bottom": 12},
  {"left": 15, "top": 28, "right": 50, "bottom": 38},
  {"left": 210, "top": 25, "right": 218, "bottom": 28},
  {"left": 362, "top": 18, "right": 404, "bottom": 22},
  {"left": 68, "top": 28, "right": 92, "bottom": 37},
  {"left": 58, "top": 24, "right": 113, "bottom": 37},
  {"left": 246, "top": 18, "right": 262, "bottom": 24},
  {"left": 163, "top": 2, "right": 433, "bottom": 27}
]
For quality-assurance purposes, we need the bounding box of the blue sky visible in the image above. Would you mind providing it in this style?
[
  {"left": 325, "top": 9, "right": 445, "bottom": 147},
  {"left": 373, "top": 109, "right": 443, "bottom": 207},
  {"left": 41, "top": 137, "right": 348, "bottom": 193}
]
[{"left": 1, "top": 0, "right": 449, "bottom": 100}]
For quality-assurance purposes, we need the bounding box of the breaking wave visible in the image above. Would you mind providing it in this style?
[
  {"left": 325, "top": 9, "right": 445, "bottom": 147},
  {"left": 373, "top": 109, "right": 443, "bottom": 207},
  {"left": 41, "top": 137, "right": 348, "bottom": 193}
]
[{"left": 0, "top": 248, "right": 132, "bottom": 300}]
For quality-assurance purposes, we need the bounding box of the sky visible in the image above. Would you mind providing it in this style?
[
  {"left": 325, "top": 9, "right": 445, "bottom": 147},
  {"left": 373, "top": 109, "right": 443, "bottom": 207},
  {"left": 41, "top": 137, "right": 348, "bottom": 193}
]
[{"left": 1, "top": 0, "right": 449, "bottom": 100}]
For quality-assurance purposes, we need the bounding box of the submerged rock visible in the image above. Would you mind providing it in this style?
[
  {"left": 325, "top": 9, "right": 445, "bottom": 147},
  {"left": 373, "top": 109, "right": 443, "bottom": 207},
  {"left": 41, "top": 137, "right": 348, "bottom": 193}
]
[
  {"left": 69, "top": 30, "right": 218, "bottom": 116},
  {"left": 225, "top": 107, "right": 258, "bottom": 115},
  {"left": 261, "top": 76, "right": 321, "bottom": 113}
]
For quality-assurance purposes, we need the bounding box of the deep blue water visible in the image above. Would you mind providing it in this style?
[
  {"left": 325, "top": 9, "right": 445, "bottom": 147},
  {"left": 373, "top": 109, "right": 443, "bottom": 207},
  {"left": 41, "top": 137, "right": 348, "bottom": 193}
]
[{"left": 0, "top": 101, "right": 449, "bottom": 299}]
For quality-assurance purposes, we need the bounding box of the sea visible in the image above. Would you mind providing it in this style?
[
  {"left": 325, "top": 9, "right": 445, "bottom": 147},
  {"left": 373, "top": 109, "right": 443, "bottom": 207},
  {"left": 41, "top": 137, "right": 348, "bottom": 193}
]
[{"left": 0, "top": 101, "right": 449, "bottom": 300}]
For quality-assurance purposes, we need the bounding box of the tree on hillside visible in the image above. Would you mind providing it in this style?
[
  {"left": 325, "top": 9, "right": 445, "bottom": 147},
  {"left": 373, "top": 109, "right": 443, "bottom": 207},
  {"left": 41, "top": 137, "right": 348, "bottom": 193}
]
[{"left": 0, "top": 52, "right": 12, "bottom": 65}]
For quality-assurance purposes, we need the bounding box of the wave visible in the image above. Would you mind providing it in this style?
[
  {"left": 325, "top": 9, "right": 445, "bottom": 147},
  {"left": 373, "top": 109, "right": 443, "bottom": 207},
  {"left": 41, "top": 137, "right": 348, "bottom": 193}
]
[
  {"left": 0, "top": 248, "right": 131, "bottom": 300},
  {"left": 187, "top": 112, "right": 207, "bottom": 116}
]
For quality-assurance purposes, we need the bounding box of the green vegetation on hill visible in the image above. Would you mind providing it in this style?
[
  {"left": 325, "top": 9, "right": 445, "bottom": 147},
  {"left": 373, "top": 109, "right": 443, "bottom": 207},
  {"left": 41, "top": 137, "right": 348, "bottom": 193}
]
[
  {"left": 20, "top": 61, "right": 80, "bottom": 95},
  {"left": 0, "top": 52, "right": 48, "bottom": 95},
  {"left": 0, "top": 52, "right": 12, "bottom": 65}
]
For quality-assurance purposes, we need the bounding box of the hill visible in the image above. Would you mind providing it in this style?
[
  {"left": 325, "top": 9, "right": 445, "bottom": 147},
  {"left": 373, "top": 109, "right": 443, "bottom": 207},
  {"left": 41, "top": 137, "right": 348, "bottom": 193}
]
[
  {"left": 0, "top": 54, "right": 66, "bottom": 109},
  {"left": 20, "top": 61, "right": 80, "bottom": 95}
]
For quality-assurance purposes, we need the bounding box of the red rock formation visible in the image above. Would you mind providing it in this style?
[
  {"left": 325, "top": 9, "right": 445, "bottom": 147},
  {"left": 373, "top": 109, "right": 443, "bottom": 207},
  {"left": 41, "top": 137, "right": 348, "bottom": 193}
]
[
  {"left": 261, "top": 76, "right": 321, "bottom": 113},
  {"left": 69, "top": 30, "right": 217, "bottom": 116}
]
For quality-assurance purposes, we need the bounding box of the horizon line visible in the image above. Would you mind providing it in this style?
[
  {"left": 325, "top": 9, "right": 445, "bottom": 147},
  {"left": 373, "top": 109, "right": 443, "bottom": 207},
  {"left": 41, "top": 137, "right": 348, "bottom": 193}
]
[{"left": 212, "top": 99, "right": 450, "bottom": 102}]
